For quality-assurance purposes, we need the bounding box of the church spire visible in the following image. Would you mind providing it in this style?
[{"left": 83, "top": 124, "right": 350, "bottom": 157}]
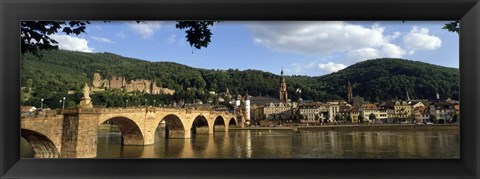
[{"left": 279, "top": 68, "right": 288, "bottom": 103}]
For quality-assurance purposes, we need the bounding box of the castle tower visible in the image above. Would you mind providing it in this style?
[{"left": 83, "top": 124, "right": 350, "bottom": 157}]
[
  {"left": 347, "top": 81, "right": 353, "bottom": 103},
  {"left": 279, "top": 68, "right": 288, "bottom": 103}
]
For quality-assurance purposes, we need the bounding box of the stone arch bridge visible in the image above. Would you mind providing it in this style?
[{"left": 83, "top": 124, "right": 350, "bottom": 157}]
[{"left": 21, "top": 107, "right": 239, "bottom": 158}]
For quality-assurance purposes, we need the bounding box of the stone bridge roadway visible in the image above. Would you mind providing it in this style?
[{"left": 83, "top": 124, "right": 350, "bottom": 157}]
[{"left": 21, "top": 107, "right": 239, "bottom": 158}]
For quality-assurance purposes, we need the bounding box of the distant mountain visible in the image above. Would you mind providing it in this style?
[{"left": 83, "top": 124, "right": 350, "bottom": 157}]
[{"left": 21, "top": 50, "right": 459, "bottom": 103}]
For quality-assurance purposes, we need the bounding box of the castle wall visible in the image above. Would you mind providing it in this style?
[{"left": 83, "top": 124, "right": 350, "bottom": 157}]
[
  {"left": 109, "top": 76, "right": 125, "bottom": 89},
  {"left": 91, "top": 73, "right": 174, "bottom": 94}
]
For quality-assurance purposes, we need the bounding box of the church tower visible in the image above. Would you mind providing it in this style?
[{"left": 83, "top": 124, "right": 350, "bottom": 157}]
[
  {"left": 279, "top": 68, "right": 288, "bottom": 103},
  {"left": 347, "top": 81, "right": 353, "bottom": 103}
]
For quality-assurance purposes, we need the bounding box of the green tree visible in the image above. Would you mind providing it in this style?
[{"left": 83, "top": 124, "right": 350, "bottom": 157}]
[
  {"left": 21, "top": 21, "right": 89, "bottom": 54},
  {"left": 452, "top": 113, "right": 459, "bottom": 123},
  {"left": 335, "top": 114, "right": 341, "bottom": 122},
  {"left": 347, "top": 114, "right": 353, "bottom": 123},
  {"left": 443, "top": 21, "right": 459, "bottom": 34},
  {"left": 25, "top": 79, "right": 33, "bottom": 93},
  {"left": 358, "top": 115, "right": 365, "bottom": 123},
  {"left": 369, "top": 113, "right": 376, "bottom": 122},
  {"left": 21, "top": 21, "right": 218, "bottom": 54},
  {"left": 176, "top": 21, "right": 217, "bottom": 49},
  {"left": 429, "top": 115, "right": 437, "bottom": 123}
]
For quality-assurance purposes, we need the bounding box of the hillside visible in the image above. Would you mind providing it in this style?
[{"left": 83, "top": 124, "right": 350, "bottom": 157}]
[
  {"left": 20, "top": 50, "right": 459, "bottom": 107},
  {"left": 316, "top": 58, "right": 459, "bottom": 102}
]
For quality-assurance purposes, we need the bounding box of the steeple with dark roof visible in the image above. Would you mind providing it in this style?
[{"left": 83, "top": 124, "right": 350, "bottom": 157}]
[{"left": 279, "top": 68, "right": 288, "bottom": 103}]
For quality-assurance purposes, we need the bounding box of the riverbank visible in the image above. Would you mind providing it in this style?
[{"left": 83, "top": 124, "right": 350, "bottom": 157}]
[{"left": 229, "top": 124, "right": 459, "bottom": 131}]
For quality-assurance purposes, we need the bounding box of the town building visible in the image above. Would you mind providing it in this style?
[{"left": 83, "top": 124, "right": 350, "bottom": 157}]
[
  {"left": 411, "top": 101, "right": 426, "bottom": 109},
  {"left": 359, "top": 103, "right": 378, "bottom": 122},
  {"left": 350, "top": 109, "right": 361, "bottom": 123},
  {"left": 327, "top": 100, "right": 348, "bottom": 122},
  {"left": 338, "top": 105, "right": 352, "bottom": 121},
  {"left": 263, "top": 102, "right": 295, "bottom": 120},
  {"left": 298, "top": 102, "right": 328, "bottom": 123},
  {"left": 430, "top": 102, "right": 455, "bottom": 123},
  {"left": 413, "top": 106, "right": 430, "bottom": 123},
  {"left": 394, "top": 101, "right": 412, "bottom": 120}
]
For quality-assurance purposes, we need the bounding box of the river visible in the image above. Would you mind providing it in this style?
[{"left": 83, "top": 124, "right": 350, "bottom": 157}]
[{"left": 21, "top": 127, "right": 459, "bottom": 159}]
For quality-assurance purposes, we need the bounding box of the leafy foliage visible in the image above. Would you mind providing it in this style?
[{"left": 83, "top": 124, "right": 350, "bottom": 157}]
[
  {"left": 443, "top": 21, "right": 459, "bottom": 34},
  {"left": 21, "top": 21, "right": 90, "bottom": 54},
  {"left": 21, "top": 51, "right": 459, "bottom": 108},
  {"left": 21, "top": 21, "right": 217, "bottom": 55},
  {"left": 176, "top": 21, "right": 217, "bottom": 49}
]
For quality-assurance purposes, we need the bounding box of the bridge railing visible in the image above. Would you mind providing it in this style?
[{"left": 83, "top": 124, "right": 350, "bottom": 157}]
[
  {"left": 60, "top": 107, "right": 236, "bottom": 116},
  {"left": 21, "top": 109, "right": 62, "bottom": 119}
]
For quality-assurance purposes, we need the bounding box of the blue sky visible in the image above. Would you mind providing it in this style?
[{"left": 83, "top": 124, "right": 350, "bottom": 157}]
[{"left": 50, "top": 21, "right": 459, "bottom": 77}]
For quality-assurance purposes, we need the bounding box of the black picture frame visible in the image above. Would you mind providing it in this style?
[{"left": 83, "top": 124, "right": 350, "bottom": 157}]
[{"left": 1, "top": 0, "right": 479, "bottom": 178}]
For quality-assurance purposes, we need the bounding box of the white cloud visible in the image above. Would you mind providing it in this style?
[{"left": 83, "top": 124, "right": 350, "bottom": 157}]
[
  {"left": 249, "top": 21, "right": 411, "bottom": 62},
  {"left": 381, "top": 43, "right": 405, "bottom": 58},
  {"left": 91, "top": 36, "right": 115, "bottom": 44},
  {"left": 248, "top": 22, "right": 388, "bottom": 55},
  {"left": 50, "top": 34, "right": 94, "bottom": 52},
  {"left": 347, "top": 48, "right": 382, "bottom": 62},
  {"left": 348, "top": 43, "right": 405, "bottom": 62},
  {"left": 386, "top": 31, "right": 401, "bottom": 41},
  {"left": 403, "top": 26, "right": 441, "bottom": 54},
  {"left": 127, "top": 21, "right": 162, "bottom": 38},
  {"left": 318, "top": 62, "right": 347, "bottom": 73}
]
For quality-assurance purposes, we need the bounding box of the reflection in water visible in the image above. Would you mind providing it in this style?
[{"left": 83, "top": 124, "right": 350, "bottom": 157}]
[
  {"left": 20, "top": 137, "right": 35, "bottom": 157},
  {"left": 22, "top": 128, "right": 460, "bottom": 159}
]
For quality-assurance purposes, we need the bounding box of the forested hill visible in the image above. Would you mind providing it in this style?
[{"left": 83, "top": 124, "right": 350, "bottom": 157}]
[
  {"left": 316, "top": 59, "right": 459, "bottom": 102},
  {"left": 21, "top": 50, "right": 459, "bottom": 104}
]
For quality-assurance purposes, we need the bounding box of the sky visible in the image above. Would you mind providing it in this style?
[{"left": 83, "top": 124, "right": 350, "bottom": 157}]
[{"left": 49, "top": 21, "right": 459, "bottom": 77}]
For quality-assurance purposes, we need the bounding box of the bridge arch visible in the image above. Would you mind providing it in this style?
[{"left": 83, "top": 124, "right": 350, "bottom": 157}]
[
  {"left": 99, "top": 116, "right": 144, "bottom": 145},
  {"left": 191, "top": 115, "right": 210, "bottom": 135},
  {"left": 21, "top": 129, "right": 59, "bottom": 158},
  {"left": 159, "top": 114, "right": 188, "bottom": 138},
  {"left": 228, "top": 117, "right": 237, "bottom": 127},
  {"left": 213, "top": 116, "right": 227, "bottom": 132}
]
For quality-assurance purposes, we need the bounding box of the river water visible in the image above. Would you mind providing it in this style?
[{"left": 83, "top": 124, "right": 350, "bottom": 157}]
[{"left": 21, "top": 127, "right": 460, "bottom": 159}]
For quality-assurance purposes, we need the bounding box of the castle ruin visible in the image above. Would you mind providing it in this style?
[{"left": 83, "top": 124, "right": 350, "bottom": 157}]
[{"left": 91, "top": 72, "right": 175, "bottom": 95}]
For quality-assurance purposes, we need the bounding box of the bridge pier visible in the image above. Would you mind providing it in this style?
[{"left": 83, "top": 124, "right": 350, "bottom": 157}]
[{"left": 60, "top": 113, "right": 98, "bottom": 158}]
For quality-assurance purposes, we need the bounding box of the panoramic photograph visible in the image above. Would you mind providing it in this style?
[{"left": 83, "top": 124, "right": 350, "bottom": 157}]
[{"left": 20, "top": 21, "right": 460, "bottom": 159}]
